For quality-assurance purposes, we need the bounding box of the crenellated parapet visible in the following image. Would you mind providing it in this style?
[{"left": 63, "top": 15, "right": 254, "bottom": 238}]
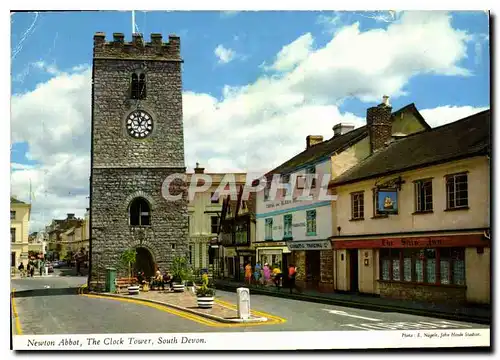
[{"left": 93, "top": 32, "right": 182, "bottom": 61}]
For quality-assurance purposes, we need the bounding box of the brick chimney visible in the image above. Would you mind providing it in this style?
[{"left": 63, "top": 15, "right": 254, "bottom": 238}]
[
  {"left": 367, "top": 95, "right": 393, "bottom": 154},
  {"left": 306, "top": 135, "right": 323, "bottom": 149},
  {"left": 194, "top": 162, "right": 205, "bottom": 174},
  {"left": 333, "top": 123, "right": 355, "bottom": 137}
]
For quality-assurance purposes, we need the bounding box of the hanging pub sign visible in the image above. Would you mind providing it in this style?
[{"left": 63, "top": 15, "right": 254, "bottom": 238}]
[{"left": 377, "top": 188, "right": 398, "bottom": 214}]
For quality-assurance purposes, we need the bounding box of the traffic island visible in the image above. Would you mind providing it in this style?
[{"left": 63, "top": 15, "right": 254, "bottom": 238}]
[{"left": 85, "top": 290, "right": 274, "bottom": 324}]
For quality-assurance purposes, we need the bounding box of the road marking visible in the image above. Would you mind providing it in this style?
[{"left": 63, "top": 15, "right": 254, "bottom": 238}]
[
  {"left": 80, "top": 293, "right": 284, "bottom": 328},
  {"left": 214, "top": 299, "right": 287, "bottom": 324},
  {"left": 342, "top": 320, "right": 476, "bottom": 331},
  {"left": 11, "top": 288, "right": 23, "bottom": 335},
  {"left": 323, "top": 309, "right": 381, "bottom": 322}
]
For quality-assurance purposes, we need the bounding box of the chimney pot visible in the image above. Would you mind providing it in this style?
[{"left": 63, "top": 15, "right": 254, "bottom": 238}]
[
  {"left": 306, "top": 135, "right": 324, "bottom": 149},
  {"left": 382, "top": 95, "right": 390, "bottom": 106},
  {"left": 194, "top": 162, "right": 205, "bottom": 174}
]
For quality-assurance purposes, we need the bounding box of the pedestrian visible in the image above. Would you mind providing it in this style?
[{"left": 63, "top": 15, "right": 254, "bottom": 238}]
[
  {"left": 163, "top": 271, "right": 173, "bottom": 291},
  {"left": 153, "top": 269, "right": 164, "bottom": 290},
  {"left": 272, "top": 265, "right": 282, "bottom": 289},
  {"left": 18, "top": 262, "right": 25, "bottom": 278},
  {"left": 288, "top": 264, "right": 302, "bottom": 294},
  {"left": 254, "top": 263, "right": 262, "bottom": 286},
  {"left": 244, "top": 263, "right": 252, "bottom": 285},
  {"left": 263, "top": 263, "right": 271, "bottom": 286},
  {"left": 30, "top": 262, "right": 35, "bottom": 278},
  {"left": 39, "top": 260, "right": 44, "bottom": 277}
]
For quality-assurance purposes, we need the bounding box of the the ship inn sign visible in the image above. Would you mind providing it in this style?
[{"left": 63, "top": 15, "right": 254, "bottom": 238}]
[{"left": 286, "top": 240, "right": 332, "bottom": 251}]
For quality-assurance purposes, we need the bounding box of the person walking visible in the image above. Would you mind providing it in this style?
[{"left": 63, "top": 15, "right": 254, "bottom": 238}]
[
  {"left": 288, "top": 264, "right": 302, "bottom": 294},
  {"left": 29, "top": 261, "right": 35, "bottom": 278},
  {"left": 253, "top": 263, "right": 262, "bottom": 286},
  {"left": 18, "top": 262, "right": 25, "bottom": 278},
  {"left": 39, "top": 259, "right": 44, "bottom": 277},
  {"left": 244, "top": 263, "right": 252, "bottom": 285},
  {"left": 272, "top": 265, "right": 282, "bottom": 289},
  {"left": 263, "top": 263, "right": 271, "bottom": 286}
]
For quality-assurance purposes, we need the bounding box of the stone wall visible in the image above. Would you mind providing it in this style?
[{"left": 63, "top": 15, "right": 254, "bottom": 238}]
[
  {"left": 90, "top": 168, "right": 189, "bottom": 283},
  {"left": 320, "top": 250, "right": 334, "bottom": 284},
  {"left": 378, "top": 281, "right": 467, "bottom": 305}
]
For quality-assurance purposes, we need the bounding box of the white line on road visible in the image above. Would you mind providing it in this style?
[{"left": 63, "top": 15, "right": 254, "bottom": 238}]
[{"left": 322, "top": 309, "right": 381, "bottom": 322}]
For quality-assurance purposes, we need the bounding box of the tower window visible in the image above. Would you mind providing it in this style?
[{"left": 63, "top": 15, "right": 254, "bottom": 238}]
[
  {"left": 129, "top": 197, "right": 151, "bottom": 226},
  {"left": 131, "top": 72, "right": 146, "bottom": 100}
]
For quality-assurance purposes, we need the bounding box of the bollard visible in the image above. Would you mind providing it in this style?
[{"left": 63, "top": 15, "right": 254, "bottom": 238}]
[{"left": 236, "top": 287, "right": 251, "bottom": 320}]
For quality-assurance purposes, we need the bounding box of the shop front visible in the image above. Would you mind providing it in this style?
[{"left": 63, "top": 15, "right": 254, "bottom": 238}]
[
  {"left": 255, "top": 241, "right": 290, "bottom": 271},
  {"left": 287, "top": 240, "right": 333, "bottom": 292},
  {"left": 333, "top": 232, "right": 491, "bottom": 305}
]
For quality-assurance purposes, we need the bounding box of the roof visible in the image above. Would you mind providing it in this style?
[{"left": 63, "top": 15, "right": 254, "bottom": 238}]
[
  {"left": 11, "top": 197, "right": 27, "bottom": 204},
  {"left": 331, "top": 109, "right": 491, "bottom": 187},
  {"left": 261, "top": 103, "right": 429, "bottom": 179}
]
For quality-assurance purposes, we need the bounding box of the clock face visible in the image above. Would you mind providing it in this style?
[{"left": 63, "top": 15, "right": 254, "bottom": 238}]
[{"left": 126, "top": 110, "right": 153, "bottom": 138}]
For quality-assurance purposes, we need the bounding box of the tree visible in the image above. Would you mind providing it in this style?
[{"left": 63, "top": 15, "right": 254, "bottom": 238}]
[
  {"left": 120, "top": 248, "right": 137, "bottom": 279},
  {"left": 171, "top": 256, "right": 190, "bottom": 283}
]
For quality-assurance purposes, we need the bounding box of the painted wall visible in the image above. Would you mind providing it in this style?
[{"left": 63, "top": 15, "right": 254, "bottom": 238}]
[
  {"left": 10, "top": 202, "right": 30, "bottom": 267},
  {"left": 256, "top": 203, "right": 332, "bottom": 243},
  {"left": 465, "top": 247, "right": 490, "bottom": 304},
  {"left": 357, "top": 248, "right": 379, "bottom": 294},
  {"left": 331, "top": 137, "right": 371, "bottom": 179},
  {"left": 334, "top": 157, "right": 490, "bottom": 235},
  {"left": 391, "top": 111, "right": 428, "bottom": 135}
]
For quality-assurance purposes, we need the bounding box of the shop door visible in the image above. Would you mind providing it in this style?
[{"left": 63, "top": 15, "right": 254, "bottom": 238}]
[
  {"left": 349, "top": 249, "right": 359, "bottom": 293},
  {"left": 306, "top": 251, "right": 321, "bottom": 288}
]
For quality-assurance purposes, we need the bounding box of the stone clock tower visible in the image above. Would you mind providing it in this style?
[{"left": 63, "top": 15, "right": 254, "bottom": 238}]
[{"left": 89, "top": 32, "right": 188, "bottom": 289}]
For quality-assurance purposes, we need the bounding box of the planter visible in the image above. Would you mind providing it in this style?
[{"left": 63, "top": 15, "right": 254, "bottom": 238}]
[
  {"left": 197, "top": 296, "right": 215, "bottom": 309},
  {"left": 128, "top": 285, "right": 140, "bottom": 295},
  {"left": 172, "top": 283, "right": 185, "bottom": 292}
]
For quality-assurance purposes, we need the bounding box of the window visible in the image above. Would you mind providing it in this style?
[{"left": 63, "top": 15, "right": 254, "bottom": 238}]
[
  {"left": 188, "top": 245, "right": 193, "bottom": 265},
  {"left": 351, "top": 192, "right": 364, "bottom": 219},
  {"left": 282, "top": 174, "right": 290, "bottom": 197},
  {"left": 306, "top": 210, "right": 317, "bottom": 236},
  {"left": 264, "top": 186, "right": 270, "bottom": 201},
  {"left": 129, "top": 197, "right": 151, "bottom": 226},
  {"left": 415, "top": 179, "right": 433, "bottom": 212},
  {"left": 306, "top": 166, "right": 316, "bottom": 189},
  {"left": 241, "top": 201, "right": 247, "bottom": 210},
  {"left": 446, "top": 173, "right": 468, "bottom": 209},
  {"left": 235, "top": 222, "right": 248, "bottom": 245},
  {"left": 11, "top": 252, "right": 15, "bottom": 267},
  {"left": 188, "top": 216, "right": 191, "bottom": 234},
  {"left": 265, "top": 218, "right": 273, "bottom": 240},
  {"left": 11, "top": 228, "right": 16, "bottom": 243},
  {"left": 379, "top": 247, "right": 465, "bottom": 285},
  {"left": 210, "top": 192, "right": 219, "bottom": 204},
  {"left": 211, "top": 216, "right": 219, "bottom": 234},
  {"left": 10, "top": 211, "right": 15, "bottom": 220},
  {"left": 283, "top": 214, "right": 292, "bottom": 239},
  {"left": 131, "top": 72, "right": 146, "bottom": 99}
]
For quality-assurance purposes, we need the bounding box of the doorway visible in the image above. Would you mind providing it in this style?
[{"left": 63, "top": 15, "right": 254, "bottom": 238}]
[
  {"left": 134, "top": 247, "right": 155, "bottom": 278},
  {"left": 11, "top": 252, "right": 15, "bottom": 267},
  {"left": 306, "top": 251, "right": 321, "bottom": 289},
  {"left": 349, "top": 249, "right": 359, "bottom": 293}
]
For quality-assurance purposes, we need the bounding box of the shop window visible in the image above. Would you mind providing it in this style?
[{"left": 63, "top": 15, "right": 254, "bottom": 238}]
[
  {"left": 211, "top": 216, "right": 219, "bottom": 234},
  {"left": 415, "top": 179, "right": 433, "bottom": 212},
  {"left": 380, "top": 248, "right": 465, "bottom": 285},
  {"left": 265, "top": 218, "right": 273, "bottom": 240},
  {"left": 306, "top": 210, "right": 317, "bottom": 236},
  {"left": 351, "top": 192, "right": 364, "bottom": 220},
  {"left": 446, "top": 173, "right": 468, "bottom": 210},
  {"left": 283, "top": 214, "right": 292, "bottom": 240}
]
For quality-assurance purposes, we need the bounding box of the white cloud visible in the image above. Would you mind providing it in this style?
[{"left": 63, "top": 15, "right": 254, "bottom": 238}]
[
  {"left": 11, "top": 11, "right": 484, "bottom": 232},
  {"left": 214, "top": 44, "right": 237, "bottom": 64},
  {"left": 419, "top": 106, "right": 489, "bottom": 128},
  {"left": 264, "top": 33, "right": 314, "bottom": 72}
]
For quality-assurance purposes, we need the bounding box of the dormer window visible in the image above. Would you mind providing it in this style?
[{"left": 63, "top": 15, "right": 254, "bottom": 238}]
[{"left": 131, "top": 72, "right": 146, "bottom": 100}]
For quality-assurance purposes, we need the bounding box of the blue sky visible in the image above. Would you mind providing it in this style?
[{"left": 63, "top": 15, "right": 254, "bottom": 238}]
[{"left": 10, "top": 10, "right": 490, "bottom": 230}]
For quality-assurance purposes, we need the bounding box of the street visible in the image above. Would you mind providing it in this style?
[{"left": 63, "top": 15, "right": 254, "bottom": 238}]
[{"left": 11, "top": 272, "right": 489, "bottom": 335}]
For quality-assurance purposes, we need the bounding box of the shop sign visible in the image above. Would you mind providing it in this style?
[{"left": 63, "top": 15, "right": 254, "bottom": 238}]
[
  {"left": 333, "top": 234, "right": 488, "bottom": 249},
  {"left": 255, "top": 241, "right": 287, "bottom": 248},
  {"left": 377, "top": 189, "right": 398, "bottom": 214},
  {"left": 287, "top": 240, "right": 332, "bottom": 250}
]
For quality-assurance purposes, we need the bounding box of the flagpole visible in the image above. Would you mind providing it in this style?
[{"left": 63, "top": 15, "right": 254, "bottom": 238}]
[{"left": 132, "top": 10, "right": 135, "bottom": 34}]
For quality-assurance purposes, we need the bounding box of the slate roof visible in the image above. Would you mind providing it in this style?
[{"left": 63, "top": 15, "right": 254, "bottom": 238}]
[
  {"left": 11, "top": 197, "right": 27, "bottom": 204},
  {"left": 261, "top": 103, "right": 429, "bottom": 179},
  {"left": 331, "top": 109, "right": 491, "bottom": 187}
]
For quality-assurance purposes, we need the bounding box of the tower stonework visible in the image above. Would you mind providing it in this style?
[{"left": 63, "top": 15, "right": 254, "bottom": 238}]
[{"left": 89, "top": 32, "right": 188, "bottom": 289}]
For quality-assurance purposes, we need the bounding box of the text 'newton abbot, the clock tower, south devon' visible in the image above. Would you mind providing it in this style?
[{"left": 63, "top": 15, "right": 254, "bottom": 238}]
[{"left": 89, "top": 32, "right": 189, "bottom": 289}]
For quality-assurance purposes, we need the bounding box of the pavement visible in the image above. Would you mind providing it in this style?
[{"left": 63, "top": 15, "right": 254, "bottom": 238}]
[
  {"left": 215, "top": 279, "right": 491, "bottom": 325},
  {"left": 11, "top": 269, "right": 489, "bottom": 336}
]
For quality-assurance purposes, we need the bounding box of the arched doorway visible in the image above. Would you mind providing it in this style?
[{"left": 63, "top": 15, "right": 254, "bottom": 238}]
[{"left": 134, "top": 247, "right": 155, "bottom": 278}]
